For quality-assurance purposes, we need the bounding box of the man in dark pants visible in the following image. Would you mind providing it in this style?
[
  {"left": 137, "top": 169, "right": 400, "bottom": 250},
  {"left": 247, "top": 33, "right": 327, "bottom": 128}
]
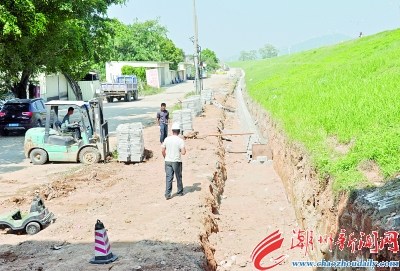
[
  {"left": 157, "top": 102, "right": 169, "bottom": 143},
  {"left": 162, "top": 122, "right": 186, "bottom": 200},
  {"left": 62, "top": 107, "right": 81, "bottom": 139}
]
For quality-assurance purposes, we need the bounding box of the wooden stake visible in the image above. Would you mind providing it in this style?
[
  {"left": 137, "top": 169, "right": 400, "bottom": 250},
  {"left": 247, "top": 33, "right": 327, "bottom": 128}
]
[
  {"left": 204, "top": 132, "right": 254, "bottom": 137},
  {"left": 196, "top": 132, "right": 254, "bottom": 139}
]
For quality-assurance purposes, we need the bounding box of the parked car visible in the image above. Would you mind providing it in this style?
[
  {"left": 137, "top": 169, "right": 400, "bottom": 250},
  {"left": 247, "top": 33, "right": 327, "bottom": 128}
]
[{"left": 0, "top": 98, "right": 47, "bottom": 136}]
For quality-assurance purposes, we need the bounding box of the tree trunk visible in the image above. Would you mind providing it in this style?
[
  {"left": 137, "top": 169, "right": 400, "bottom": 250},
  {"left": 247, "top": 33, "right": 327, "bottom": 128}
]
[
  {"left": 12, "top": 71, "right": 31, "bottom": 99},
  {"left": 63, "top": 72, "right": 83, "bottom": 100}
]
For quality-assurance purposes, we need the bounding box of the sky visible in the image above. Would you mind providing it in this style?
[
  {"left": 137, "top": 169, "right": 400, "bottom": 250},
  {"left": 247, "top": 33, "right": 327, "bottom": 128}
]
[{"left": 107, "top": 0, "right": 400, "bottom": 60}]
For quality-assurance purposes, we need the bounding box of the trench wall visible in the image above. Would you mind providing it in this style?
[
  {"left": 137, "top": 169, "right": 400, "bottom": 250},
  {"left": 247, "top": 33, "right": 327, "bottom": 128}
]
[{"left": 239, "top": 70, "right": 400, "bottom": 270}]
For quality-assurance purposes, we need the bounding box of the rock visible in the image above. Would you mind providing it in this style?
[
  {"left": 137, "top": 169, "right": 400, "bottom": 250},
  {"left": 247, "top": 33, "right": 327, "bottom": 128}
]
[
  {"left": 221, "top": 195, "right": 227, "bottom": 199},
  {"left": 183, "top": 130, "right": 198, "bottom": 139},
  {"left": 186, "top": 215, "right": 191, "bottom": 219},
  {"left": 219, "top": 260, "right": 226, "bottom": 266},
  {"left": 125, "top": 219, "right": 131, "bottom": 223},
  {"left": 236, "top": 256, "right": 248, "bottom": 268},
  {"left": 161, "top": 261, "right": 166, "bottom": 265},
  {"left": 230, "top": 255, "right": 237, "bottom": 264},
  {"left": 223, "top": 260, "right": 232, "bottom": 268},
  {"left": 132, "top": 266, "right": 142, "bottom": 271}
]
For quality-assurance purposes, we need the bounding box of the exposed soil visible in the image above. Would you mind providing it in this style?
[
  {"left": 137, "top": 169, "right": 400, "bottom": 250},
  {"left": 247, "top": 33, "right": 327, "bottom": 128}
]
[{"left": 0, "top": 71, "right": 312, "bottom": 271}]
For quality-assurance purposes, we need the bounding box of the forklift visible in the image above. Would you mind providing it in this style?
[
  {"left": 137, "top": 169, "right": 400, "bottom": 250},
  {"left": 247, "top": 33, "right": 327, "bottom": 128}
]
[{"left": 24, "top": 98, "right": 110, "bottom": 165}]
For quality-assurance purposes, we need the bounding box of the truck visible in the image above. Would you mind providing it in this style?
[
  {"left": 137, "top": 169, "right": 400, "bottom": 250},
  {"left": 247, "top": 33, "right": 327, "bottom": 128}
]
[{"left": 100, "top": 75, "right": 138, "bottom": 103}]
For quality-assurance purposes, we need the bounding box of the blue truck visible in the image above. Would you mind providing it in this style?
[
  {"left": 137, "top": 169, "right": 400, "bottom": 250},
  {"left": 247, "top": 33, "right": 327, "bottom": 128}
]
[{"left": 100, "top": 75, "right": 138, "bottom": 103}]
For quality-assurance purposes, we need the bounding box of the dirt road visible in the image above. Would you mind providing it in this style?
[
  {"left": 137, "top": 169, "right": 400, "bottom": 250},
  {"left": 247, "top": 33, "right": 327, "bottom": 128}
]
[
  {"left": 0, "top": 81, "right": 194, "bottom": 201},
  {"left": 0, "top": 72, "right": 310, "bottom": 271}
]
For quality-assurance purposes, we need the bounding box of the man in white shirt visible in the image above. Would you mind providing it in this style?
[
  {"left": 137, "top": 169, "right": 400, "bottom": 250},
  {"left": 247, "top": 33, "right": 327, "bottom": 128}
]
[{"left": 161, "top": 122, "right": 186, "bottom": 200}]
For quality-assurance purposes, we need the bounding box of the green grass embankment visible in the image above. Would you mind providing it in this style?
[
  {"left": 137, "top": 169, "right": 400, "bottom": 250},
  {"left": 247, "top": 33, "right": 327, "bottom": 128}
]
[{"left": 233, "top": 29, "right": 400, "bottom": 191}]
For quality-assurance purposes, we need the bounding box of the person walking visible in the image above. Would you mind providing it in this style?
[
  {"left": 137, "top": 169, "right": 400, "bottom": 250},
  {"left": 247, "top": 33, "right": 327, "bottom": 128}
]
[
  {"left": 162, "top": 122, "right": 186, "bottom": 200},
  {"left": 157, "top": 102, "right": 169, "bottom": 143}
]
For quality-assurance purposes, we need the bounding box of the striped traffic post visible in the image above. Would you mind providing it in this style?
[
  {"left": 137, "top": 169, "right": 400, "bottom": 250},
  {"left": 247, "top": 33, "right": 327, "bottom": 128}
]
[{"left": 90, "top": 220, "right": 118, "bottom": 264}]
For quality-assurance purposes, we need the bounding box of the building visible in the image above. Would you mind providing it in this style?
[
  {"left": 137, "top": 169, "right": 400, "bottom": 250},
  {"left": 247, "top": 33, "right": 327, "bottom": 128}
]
[
  {"left": 36, "top": 73, "right": 100, "bottom": 101},
  {"left": 106, "top": 61, "right": 172, "bottom": 88},
  {"left": 178, "top": 62, "right": 195, "bottom": 80}
]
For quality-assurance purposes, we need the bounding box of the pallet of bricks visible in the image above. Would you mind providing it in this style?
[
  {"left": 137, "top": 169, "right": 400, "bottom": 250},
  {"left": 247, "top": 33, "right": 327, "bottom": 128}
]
[
  {"left": 182, "top": 95, "right": 202, "bottom": 117},
  {"left": 116, "top": 122, "right": 145, "bottom": 163},
  {"left": 173, "top": 109, "right": 193, "bottom": 133},
  {"left": 201, "top": 89, "right": 213, "bottom": 105}
]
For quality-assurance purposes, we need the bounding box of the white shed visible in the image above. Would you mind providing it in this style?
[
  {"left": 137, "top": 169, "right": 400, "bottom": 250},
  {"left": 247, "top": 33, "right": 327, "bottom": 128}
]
[{"left": 105, "top": 61, "right": 172, "bottom": 87}]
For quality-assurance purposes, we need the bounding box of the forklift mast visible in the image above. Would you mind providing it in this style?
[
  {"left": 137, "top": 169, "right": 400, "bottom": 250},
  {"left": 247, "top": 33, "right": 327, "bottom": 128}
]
[{"left": 89, "top": 98, "right": 110, "bottom": 160}]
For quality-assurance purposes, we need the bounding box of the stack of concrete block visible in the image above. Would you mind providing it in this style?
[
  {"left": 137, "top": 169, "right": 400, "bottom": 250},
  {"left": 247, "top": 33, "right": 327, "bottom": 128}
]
[
  {"left": 172, "top": 109, "right": 193, "bottom": 132},
  {"left": 116, "top": 122, "right": 145, "bottom": 162},
  {"left": 201, "top": 89, "right": 213, "bottom": 104},
  {"left": 181, "top": 109, "right": 193, "bottom": 131},
  {"left": 172, "top": 110, "right": 184, "bottom": 131},
  {"left": 182, "top": 95, "right": 202, "bottom": 117}
]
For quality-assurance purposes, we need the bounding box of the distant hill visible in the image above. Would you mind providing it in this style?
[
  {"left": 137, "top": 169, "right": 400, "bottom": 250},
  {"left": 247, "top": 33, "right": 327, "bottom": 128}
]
[
  {"left": 222, "top": 54, "right": 240, "bottom": 62},
  {"left": 224, "top": 33, "right": 353, "bottom": 61},
  {"left": 279, "top": 33, "right": 353, "bottom": 55}
]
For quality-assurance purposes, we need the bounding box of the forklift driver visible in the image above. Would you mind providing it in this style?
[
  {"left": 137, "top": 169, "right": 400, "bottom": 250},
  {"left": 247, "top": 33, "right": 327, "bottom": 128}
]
[{"left": 62, "top": 107, "right": 82, "bottom": 140}]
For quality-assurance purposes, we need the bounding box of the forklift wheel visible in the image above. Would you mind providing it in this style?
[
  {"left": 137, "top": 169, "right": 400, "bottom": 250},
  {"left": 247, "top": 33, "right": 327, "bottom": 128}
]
[
  {"left": 26, "top": 222, "right": 41, "bottom": 235},
  {"left": 79, "top": 147, "right": 101, "bottom": 165},
  {"left": 30, "top": 149, "right": 48, "bottom": 165}
]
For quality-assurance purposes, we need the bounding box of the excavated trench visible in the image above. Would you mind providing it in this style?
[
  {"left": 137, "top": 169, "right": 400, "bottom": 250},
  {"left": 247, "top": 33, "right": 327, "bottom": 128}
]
[
  {"left": 199, "top": 69, "right": 400, "bottom": 271},
  {"left": 238, "top": 68, "right": 400, "bottom": 271},
  {"left": 199, "top": 83, "right": 234, "bottom": 271}
]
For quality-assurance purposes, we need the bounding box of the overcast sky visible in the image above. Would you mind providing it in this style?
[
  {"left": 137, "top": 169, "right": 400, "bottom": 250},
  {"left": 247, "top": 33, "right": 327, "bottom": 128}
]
[{"left": 107, "top": 0, "right": 400, "bottom": 60}]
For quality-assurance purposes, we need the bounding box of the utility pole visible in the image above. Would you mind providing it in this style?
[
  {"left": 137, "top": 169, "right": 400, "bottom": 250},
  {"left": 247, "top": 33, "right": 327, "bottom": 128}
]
[{"left": 193, "top": 0, "right": 201, "bottom": 95}]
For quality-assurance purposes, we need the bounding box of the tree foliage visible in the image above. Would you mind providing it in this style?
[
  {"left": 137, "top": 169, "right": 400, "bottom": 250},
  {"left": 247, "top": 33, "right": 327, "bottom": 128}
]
[
  {"left": 201, "top": 48, "right": 219, "bottom": 71},
  {"left": 239, "top": 44, "right": 279, "bottom": 61},
  {"left": 0, "top": 0, "right": 125, "bottom": 98},
  {"left": 239, "top": 50, "right": 258, "bottom": 61},
  {"left": 110, "top": 19, "right": 184, "bottom": 70},
  {"left": 259, "top": 43, "right": 279, "bottom": 59},
  {"left": 121, "top": 65, "right": 146, "bottom": 81}
]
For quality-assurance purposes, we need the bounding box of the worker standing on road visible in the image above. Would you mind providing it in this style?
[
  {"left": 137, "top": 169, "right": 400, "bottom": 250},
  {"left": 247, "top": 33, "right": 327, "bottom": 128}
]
[
  {"left": 162, "top": 122, "right": 186, "bottom": 200},
  {"left": 157, "top": 102, "right": 169, "bottom": 143}
]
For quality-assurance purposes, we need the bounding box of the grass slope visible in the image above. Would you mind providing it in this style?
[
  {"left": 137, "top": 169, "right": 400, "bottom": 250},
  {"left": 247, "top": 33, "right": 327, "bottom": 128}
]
[{"left": 233, "top": 29, "right": 400, "bottom": 191}]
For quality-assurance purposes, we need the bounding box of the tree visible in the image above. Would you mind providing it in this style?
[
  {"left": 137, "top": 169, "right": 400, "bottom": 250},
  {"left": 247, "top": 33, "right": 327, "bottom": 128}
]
[
  {"left": 159, "top": 38, "right": 184, "bottom": 70},
  {"left": 121, "top": 65, "right": 146, "bottom": 81},
  {"left": 0, "top": 0, "right": 125, "bottom": 98},
  {"left": 201, "top": 48, "right": 219, "bottom": 71},
  {"left": 238, "top": 50, "right": 258, "bottom": 61},
  {"left": 110, "top": 19, "right": 184, "bottom": 70},
  {"left": 259, "top": 43, "right": 279, "bottom": 59}
]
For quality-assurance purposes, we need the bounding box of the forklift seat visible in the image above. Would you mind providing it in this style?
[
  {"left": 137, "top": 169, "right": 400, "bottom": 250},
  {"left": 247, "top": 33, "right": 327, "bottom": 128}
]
[{"left": 47, "top": 135, "right": 76, "bottom": 146}]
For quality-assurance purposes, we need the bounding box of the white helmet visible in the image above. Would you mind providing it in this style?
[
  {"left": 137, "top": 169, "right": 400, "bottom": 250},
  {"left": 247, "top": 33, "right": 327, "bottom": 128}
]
[{"left": 171, "top": 122, "right": 181, "bottom": 130}]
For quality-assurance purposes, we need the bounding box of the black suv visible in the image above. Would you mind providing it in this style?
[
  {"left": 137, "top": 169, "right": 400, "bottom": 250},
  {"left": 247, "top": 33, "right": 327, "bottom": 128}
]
[{"left": 0, "top": 98, "right": 46, "bottom": 135}]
